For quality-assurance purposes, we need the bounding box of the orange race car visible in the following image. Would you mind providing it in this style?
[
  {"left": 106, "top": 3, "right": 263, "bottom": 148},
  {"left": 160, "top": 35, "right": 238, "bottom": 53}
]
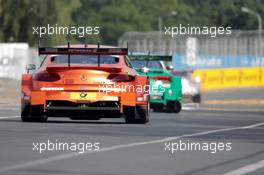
[{"left": 21, "top": 43, "right": 149, "bottom": 123}]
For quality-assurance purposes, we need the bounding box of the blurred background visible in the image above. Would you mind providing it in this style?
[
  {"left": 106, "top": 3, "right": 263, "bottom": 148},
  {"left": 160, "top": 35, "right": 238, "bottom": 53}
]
[{"left": 0, "top": 0, "right": 263, "bottom": 110}]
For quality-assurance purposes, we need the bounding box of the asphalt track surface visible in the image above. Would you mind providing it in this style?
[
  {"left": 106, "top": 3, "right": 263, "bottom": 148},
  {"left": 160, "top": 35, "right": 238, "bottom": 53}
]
[{"left": 0, "top": 104, "right": 264, "bottom": 175}]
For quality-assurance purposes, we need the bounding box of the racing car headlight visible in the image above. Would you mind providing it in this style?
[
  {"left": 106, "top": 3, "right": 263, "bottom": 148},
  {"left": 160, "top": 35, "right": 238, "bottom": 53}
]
[
  {"left": 195, "top": 76, "right": 201, "bottom": 83},
  {"left": 168, "top": 89, "right": 173, "bottom": 96},
  {"left": 141, "top": 67, "right": 149, "bottom": 73}
]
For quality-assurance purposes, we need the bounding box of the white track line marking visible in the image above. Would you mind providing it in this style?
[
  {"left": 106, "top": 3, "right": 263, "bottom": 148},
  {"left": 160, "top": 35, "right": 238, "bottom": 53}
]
[
  {"left": 201, "top": 107, "right": 264, "bottom": 113},
  {"left": 0, "top": 106, "right": 19, "bottom": 110},
  {"left": 0, "top": 116, "right": 19, "bottom": 120},
  {"left": 182, "top": 107, "right": 197, "bottom": 110},
  {"left": 182, "top": 103, "right": 200, "bottom": 110},
  {"left": 0, "top": 122, "right": 264, "bottom": 173},
  {"left": 222, "top": 159, "right": 264, "bottom": 175}
]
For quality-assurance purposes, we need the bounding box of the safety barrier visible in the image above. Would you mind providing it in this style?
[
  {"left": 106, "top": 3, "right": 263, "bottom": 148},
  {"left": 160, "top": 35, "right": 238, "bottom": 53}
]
[
  {"left": 0, "top": 43, "right": 39, "bottom": 79},
  {"left": 193, "top": 67, "right": 264, "bottom": 90}
]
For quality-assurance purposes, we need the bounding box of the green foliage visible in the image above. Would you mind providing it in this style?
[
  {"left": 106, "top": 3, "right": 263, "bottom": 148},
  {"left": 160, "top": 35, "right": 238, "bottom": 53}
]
[
  {"left": 0, "top": 0, "right": 263, "bottom": 46},
  {"left": 0, "top": 0, "right": 79, "bottom": 46}
]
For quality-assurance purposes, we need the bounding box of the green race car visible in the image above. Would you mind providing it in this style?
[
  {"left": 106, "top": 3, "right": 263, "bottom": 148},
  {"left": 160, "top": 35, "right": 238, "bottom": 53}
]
[{"left": 129, "top": 53, "right": 182, "bottom": 113}]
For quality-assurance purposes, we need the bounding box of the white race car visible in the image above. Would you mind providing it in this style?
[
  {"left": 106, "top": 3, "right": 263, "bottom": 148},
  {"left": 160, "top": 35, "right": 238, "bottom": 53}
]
[{"left": 173, "top": 71, "right": 201, "bottom": 103}]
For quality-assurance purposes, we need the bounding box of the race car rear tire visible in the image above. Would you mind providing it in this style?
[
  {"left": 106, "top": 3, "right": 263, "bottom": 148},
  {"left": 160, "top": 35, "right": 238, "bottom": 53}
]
[
  {"left": 167, "top": 100, "right": 182, "bottom": 113},
  {"left": 124, "top": 105, "right": 149, "bottom": 124},
  {"left": 192, "top": 94, "right": 201, "bottom": 103},
  {"left": 152, "top": 103, "right": 164, "bottom": 112},
  {"left": 21, "top": 104, "right": 47, "bottom": 122}
]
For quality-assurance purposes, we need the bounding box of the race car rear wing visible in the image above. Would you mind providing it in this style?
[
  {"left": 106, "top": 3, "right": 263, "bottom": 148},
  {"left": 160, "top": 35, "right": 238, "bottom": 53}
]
[
  {"left": 38, "top": 47, "right": 128, "bottom": 55},
  {"left": 38, "top": 42, "right": 128, "bottom": 67},
  {"left": 129, "top": 53, "right": 172, "bottom": 61}
]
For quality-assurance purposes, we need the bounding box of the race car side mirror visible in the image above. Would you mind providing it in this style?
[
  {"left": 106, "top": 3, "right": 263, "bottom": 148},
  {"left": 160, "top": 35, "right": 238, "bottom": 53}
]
[
  {"left": 26, "top": 64, "right": 36, "bottom": 73},
  {"left": 140, "top": 67, "right": 149, "bottom": 73},
  {"left": 166, "top": 65, "right": 174, "bottom": 71}
]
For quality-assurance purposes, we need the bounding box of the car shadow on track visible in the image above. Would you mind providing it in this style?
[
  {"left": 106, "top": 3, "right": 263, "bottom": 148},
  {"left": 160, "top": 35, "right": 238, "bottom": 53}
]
[
  {"left": 46, "top": 120, "right": 125, "bottom": 125},
  {"left": 0, "top": 118, "right": 125, "bottom": 125}
]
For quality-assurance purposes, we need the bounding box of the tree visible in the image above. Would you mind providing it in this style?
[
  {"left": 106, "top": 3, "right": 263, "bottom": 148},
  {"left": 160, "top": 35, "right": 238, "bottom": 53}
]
[
  {"left": 0, "top": 0, "right": 264, "bottom": 46},
  {"left": 0, "top": 0, "right": 79, "bottom": 46}
]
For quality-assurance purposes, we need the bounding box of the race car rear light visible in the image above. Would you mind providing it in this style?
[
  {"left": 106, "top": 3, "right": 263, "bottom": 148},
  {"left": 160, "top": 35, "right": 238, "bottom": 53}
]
[
  {"left": 152, "top": 76, "right": 171, "bottom": 82},
  {"left": 107, "top": 74, "right": 135, "bottom": 82},
  {"left": 34, "top": 71, "right": 60, "bottom": 82},
  {"left": 137, "top": 94, "right": 149, "bottom": 102}
]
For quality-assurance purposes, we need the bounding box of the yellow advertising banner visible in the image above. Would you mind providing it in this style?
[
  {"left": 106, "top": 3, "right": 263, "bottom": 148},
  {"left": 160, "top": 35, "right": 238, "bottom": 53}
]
[{"left": 193, "top": 67, "right": 264, "bottom": 90}]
